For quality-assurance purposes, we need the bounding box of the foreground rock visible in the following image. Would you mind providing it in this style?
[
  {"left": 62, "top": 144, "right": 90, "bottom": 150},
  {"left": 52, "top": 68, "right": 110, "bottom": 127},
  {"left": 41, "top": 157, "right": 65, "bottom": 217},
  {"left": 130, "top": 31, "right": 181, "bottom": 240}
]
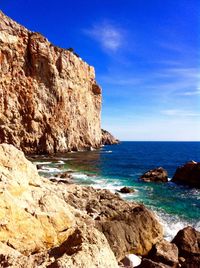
[
  {"left": 140, "top": 167, "right": 168, "bottom": 182},
  {"left": 101, "top": 129, "right": 119, "bottom": 145},
  {"left": 172, "top": 226, "right": 200, "bottom": 267},
  {"left": 0, "top": 144, "right": 118, "bottom": 267},
  {"left": 65, "top": 186, "right": 163, "bottom": 260},
  {"left": 172, "top": 161, "right": 200, "bottom": 188},
  {"left": 0, "top": 144, "right": 163, "bottom": 266},
  {"left": 0, "top": 11, "right": 103, "bottom": 154}
]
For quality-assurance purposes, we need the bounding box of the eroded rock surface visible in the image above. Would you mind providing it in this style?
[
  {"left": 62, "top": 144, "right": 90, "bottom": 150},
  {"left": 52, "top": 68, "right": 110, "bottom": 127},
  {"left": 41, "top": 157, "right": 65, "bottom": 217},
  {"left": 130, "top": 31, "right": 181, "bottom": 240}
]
[
  {"left": 0, "top": 11, "right": 102, "bottom": 154},
  {"left": 172, "top": 226, "right": 200, "bottom": 267},
  {"left": 172, "top": 161, "right": 200, "bottom": 188},
  {"left": 65, "top": 186, "right": 163, "bottom": 260},
  {"left": 0, "top": 144, "right": 163, "bottom": 266}
]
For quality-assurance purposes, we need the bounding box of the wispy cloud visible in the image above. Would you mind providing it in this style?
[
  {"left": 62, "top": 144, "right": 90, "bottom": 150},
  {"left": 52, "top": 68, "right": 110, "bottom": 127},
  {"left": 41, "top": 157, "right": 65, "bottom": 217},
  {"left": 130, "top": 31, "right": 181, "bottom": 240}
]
[
  {"left": 84, "top": 21, "right": 125, "bottom": 52},
  {"left": 180, "top": 88, "right": 200, "bottom": 96},
  {"left": 161, "top": 109, "right": 200, "bottom": 117}
]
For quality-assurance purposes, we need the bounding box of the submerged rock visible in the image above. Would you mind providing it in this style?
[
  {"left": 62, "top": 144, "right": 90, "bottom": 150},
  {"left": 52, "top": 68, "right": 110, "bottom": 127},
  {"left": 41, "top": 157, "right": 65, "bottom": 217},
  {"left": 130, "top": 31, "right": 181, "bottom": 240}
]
[
  {"left": 172, "top": 161, "right": 200, "bottom": 188},
  {"left": 140, "top": 167, "right": 168, "bottom": 182},
  {"left": 118, "top": 186, "right": 135, "bottom": 193}
]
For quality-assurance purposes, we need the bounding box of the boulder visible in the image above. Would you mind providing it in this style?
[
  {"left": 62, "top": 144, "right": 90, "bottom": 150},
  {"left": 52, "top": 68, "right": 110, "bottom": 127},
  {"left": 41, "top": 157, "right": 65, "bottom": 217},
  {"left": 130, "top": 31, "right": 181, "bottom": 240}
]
[
  {"left": 140, "top": 167, "right": 168, "bottom": 182},
  {"left": 118, "top": 186, "right": 135, "bottom": 193},
  {"left": 172, "top": 161, "right": 200, "bottom": 188},
  {"left": 65, "top": 186, "right": 163, "bottom": 261},
  {"left": 148, "top": 240, "right": 179, "bottom": 267},
  {"left": 172, "top": 226, "right": 200, "bottom": 267}
]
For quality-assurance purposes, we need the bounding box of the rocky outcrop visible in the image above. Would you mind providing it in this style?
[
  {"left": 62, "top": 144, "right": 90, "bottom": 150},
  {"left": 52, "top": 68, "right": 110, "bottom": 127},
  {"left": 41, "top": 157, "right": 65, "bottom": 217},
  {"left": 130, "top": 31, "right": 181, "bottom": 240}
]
[
  {"left": 101, "top": 129, "right": 119, "bottom": 145},
  {"left": 172, "top": 161, "right": 200, "bottom": 188},
  {"left": 65, "top": 186, "right": 163, "bottom": 260},
  {"left": 140, "top": 167, "right": 168, "bottom": 183},
  {"left": 0, "top": 11, "right": 102, "bottom": 154},
  {"left": 0, "top": 143, "right": 163, "bottom": 266},
  {"left": 172, "top": 226, "right": 200, "bottom": 267},
  {"left": 0, "top": 143, "right": 118, "bottom": 267}
]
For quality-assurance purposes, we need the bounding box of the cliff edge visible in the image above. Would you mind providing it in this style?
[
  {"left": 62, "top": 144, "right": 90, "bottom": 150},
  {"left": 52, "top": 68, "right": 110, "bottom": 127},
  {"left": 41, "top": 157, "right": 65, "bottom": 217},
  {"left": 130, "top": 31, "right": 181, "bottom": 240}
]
[{"left": 0, "top": 11, "right": 103, "bottom": 154}]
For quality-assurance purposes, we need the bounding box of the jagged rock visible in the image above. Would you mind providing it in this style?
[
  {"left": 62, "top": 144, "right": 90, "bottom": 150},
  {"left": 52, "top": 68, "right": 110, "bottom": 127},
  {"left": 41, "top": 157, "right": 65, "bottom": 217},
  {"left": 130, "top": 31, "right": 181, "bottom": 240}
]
[
  {"left": 101, "top": 129, "right": 119, "bottom": 145},
  {"left": 65, "top": 186, "right": 163, "bottom": 261},
  {"left": 172, "top": 161, "right": 200, "bottom": 188},
  {"left": 140, "top": 167, "right": 168, "bottom": 182},
  {"left": 47, "top": 227, "right": 118, "bottom": 268},
  {"left": 0, "top": 11, "right": 102, "bottom": 154},
  {"left": 0, "top": 144, "right": 118, "bottom": 268},
  {"left": 172, "top": 226, "right": 200, "bottom": 267},
  {"left": 148, "top": 240, "right": 179, "bottom": 267},
  {"left": 118, "top": 186, "right": 135, "bottom": 193}
]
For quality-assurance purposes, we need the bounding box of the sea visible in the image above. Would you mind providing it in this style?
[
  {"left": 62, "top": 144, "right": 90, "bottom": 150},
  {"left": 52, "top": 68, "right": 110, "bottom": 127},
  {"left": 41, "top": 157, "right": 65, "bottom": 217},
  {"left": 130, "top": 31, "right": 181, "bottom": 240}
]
[{"left": 32, "top": 141, "right": 200, "bottom": 241}]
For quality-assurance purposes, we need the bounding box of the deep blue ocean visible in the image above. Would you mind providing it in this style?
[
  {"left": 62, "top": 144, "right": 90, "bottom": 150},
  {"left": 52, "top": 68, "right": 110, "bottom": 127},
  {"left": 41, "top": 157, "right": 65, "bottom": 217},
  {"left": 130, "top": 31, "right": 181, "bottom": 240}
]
[{"left": 33, "top": 141, "right": 200, "bottom": 240}]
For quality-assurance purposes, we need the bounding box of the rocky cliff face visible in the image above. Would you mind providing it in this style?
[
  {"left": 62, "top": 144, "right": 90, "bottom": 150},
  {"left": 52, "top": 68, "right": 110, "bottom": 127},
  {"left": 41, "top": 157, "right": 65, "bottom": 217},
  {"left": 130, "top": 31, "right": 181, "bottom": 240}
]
[{"left": 0, "top": 11, "right": 102, "bottom": 154}]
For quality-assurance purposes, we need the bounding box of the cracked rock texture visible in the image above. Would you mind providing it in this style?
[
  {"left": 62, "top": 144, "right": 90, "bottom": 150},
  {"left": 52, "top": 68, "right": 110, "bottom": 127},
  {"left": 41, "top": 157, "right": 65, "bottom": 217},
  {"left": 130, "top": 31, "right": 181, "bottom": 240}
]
[
  {"left": 0, "top": 143, "right": 163, "bottom": 267},
  {"left": 0, "top": 11, "right": 102, "bottom": 154},
  {"left": 0, "top": 143, "right": 118, "bottom": 268}
]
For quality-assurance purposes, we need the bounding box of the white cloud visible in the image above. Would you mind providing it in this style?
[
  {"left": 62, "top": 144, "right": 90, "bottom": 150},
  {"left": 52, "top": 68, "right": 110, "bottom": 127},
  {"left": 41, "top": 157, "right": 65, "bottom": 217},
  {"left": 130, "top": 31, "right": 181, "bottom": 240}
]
[
  {"left": 84, "top": 22, "right": 124, "bottom": 52},
  {"left": 161, "top": 109, "right": 200, "bottom": 117},
  {"left": 181, "top": 88, "right": 200, "bottom": 96}
]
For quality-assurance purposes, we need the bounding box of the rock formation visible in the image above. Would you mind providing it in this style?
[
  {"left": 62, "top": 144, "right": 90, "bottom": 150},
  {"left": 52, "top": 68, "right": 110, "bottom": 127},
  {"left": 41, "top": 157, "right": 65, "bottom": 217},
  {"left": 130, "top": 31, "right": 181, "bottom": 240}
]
[
  {"left": 101, "top": 129, "right": 119, "bottom": 145},
  {"left": 0, "top": 143, "right": 118, "bottom": 267},
  {"left": 172, "top": 161, "right": 200, "bottom": 188},
  {"left": 0, "top": 11, "right": 103, "bottom": 154},
  {"left": 172, "top": 226, "right": 200, "bottom": 267},
  {"left": 0, "top": 143, "right": 163, "bottom": 267},
  {"left": 140, "top": 167, "right": 168, "bottom": 183}
]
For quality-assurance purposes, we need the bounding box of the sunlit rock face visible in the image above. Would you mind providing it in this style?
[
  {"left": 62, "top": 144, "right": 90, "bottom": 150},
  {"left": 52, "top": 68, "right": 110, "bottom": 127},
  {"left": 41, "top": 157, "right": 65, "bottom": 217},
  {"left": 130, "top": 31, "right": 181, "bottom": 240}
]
[{"left": 0, "top": 11, "right": 102, "bottom": 154}]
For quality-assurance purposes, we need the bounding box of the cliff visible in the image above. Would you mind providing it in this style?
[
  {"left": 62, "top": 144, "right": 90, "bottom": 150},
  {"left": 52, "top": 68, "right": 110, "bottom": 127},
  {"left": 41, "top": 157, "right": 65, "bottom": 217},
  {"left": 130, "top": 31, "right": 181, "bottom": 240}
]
[{"left": 0, "top": 11, "right": 102, "bottom": 154}]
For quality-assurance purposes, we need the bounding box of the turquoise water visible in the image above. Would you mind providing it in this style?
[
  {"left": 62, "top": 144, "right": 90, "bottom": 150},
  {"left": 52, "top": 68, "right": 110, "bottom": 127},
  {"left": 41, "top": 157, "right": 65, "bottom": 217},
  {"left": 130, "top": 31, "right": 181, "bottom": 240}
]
[{"left": 32, "top": 141, "right": 200, "bottom": 240}]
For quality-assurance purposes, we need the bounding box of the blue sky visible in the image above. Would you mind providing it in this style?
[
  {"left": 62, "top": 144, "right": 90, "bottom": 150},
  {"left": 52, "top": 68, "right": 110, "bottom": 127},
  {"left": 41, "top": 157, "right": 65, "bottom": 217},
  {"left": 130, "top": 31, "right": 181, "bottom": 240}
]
[{"left": 1, "top": 0, "right": 199, "bottom": 140}]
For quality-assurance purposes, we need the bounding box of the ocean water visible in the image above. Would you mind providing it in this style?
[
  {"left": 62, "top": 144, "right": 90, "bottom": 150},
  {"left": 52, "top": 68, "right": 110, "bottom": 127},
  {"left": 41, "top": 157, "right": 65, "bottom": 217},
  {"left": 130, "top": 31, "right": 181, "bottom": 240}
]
[{"left": 32, "top": 141, "right": 200, "bottom": 240}]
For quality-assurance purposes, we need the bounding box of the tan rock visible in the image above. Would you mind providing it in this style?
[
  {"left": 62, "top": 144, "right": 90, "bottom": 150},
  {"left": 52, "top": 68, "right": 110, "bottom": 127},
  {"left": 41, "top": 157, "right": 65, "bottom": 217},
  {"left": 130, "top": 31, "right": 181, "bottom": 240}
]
[
  {"left": 0, "top": 143, "right": 119, "bottom": 267},
  {"left": 0, "top": 11, "right": 102, "bottom": 154}
]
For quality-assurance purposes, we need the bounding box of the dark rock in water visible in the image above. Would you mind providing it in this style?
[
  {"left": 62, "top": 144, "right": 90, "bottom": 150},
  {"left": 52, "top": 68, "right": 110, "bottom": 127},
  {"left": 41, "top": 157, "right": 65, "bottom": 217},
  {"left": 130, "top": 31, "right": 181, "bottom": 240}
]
[
  {"left": 172, "top": 161, "right": 200, "bottom": 188},
  {"left": 101, "top": 129, "right": 119, "bottom": 145},
  {"left": 172, "top": 226, "right": 200, "bottom": 267},
  {"left": 140, "top": 167, "right": 168, "bottom": 182},
  {"left": 139, "top": 258, "right": 171, "bottom": 268},
  {"left": 148, "top": 239, "right": 179, "bottom": 267},
  {"left": 118, "top": 187, "right": 135, "bottom": 194},
  {"left": 56, "top": 172, "right": 72, "bottom": 179}
]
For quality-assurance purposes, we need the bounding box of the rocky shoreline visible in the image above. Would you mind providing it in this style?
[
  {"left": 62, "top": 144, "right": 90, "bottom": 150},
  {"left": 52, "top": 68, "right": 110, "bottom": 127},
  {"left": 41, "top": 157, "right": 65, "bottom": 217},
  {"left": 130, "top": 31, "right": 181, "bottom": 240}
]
[{"left": 0, "top": 143, "right": 199, "bottom": 268}]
